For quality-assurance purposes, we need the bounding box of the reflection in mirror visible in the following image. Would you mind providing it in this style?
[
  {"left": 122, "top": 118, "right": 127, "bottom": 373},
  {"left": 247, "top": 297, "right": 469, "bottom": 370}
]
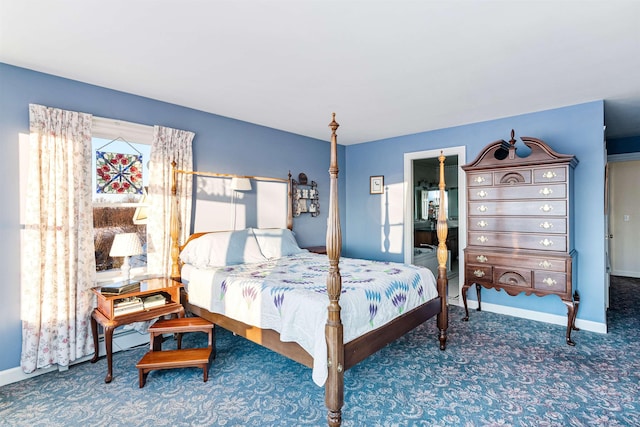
[
  {"left": 413, "top": 155, "right": 458, "bottom": 227},
  {"left": 415, "top": 188, "right": 448, "bottom": 225}
]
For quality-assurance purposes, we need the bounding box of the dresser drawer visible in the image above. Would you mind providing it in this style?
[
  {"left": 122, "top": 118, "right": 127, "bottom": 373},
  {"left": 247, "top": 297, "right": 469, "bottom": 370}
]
[
  {"left": 467, "top": 172, "right": 493, "bottom": 187},
  {"left": 465, "top": 250, "right": 569, "bottom": 273},
  {"left": 468, "top": 183, "right": 566, "bottom": 201},
  {"left": 465, "top": 251, "right": 492, "bottom": 265},
  {"left": 494, "top": 169, "right": 532, "bottom": 185},
  {"left": 534, "top": 167, "right": 567, "bottom": 183},
  {"left": 465, "top": 264, "right": 493, "bottom": 283},
  {"left": 494, "top": 266, "right": 532, "bottom": 288},
  {"left": 468, "top": 217, "right": 567, "bottom": 234},
  {"left": 469, "top": 200, "right": 567, "bottom": 216},
  {"left": 533, "top": 271, "right": 568, "bottom": 293},
  {"left": 468, "top": 232, "right": 567, "bottom": 252}
]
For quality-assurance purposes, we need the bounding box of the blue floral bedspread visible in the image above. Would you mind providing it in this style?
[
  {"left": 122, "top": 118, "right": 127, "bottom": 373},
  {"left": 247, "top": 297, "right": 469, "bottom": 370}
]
[{"left": 183, "top": 252, "right": 438, "bottom": 386}]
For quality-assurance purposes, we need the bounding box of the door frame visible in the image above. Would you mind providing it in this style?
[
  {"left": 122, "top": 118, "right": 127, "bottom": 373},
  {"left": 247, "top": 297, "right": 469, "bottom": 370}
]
[{"left": 404, "top": 146, "right": 466, "bottom": 306}]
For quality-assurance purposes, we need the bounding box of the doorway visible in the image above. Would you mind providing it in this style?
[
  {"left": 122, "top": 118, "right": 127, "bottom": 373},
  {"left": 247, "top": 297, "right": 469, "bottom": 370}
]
[
  {"left": 607, "top": 158, "right": 640, "bottom": 302},
  {"left": 404, "top": 146, "right": 466, "bottom": 306}
]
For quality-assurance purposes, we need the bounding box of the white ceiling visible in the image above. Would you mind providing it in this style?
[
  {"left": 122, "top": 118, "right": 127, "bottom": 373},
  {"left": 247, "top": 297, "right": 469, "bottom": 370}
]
[{"left": 2, "top": 0, "right": 639, "bottom": 145}]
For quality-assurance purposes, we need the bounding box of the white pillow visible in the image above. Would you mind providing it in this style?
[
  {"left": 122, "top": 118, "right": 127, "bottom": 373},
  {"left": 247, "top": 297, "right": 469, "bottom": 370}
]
[
  {"left": 179, "top": 229, "right": 267, "bottom": 268},
  {"left": 252, "top": 228, "right": 305, "bottom": 259}
]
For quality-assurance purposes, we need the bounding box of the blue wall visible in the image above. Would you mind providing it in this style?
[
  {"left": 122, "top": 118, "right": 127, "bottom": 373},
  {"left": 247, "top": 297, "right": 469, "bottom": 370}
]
[
  {"left": 344, "top": 102, "right": 607, "bottom": 326},
  {"left": 0, "top": 63, "right": 345, "bottom": 372}
]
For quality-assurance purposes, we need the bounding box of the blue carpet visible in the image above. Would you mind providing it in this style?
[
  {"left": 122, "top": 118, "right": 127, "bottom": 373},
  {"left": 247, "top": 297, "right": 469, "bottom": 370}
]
[{"left": 1, "top": 276, "right": 639, "bottom": 426}]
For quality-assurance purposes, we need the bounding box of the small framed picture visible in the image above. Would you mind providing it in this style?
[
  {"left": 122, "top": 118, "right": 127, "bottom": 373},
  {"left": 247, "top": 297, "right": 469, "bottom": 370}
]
[{"left": 370, "top": 175, "right": 384, "bottom": 194}]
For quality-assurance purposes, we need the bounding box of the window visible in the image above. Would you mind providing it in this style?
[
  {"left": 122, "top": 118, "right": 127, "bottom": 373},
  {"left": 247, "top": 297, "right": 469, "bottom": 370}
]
[{"left": 92, "top": 118, "right": 153, "bottom": 277}]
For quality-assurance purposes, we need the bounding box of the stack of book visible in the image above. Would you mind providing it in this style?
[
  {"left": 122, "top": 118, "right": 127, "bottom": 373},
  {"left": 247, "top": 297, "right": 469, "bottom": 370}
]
[
  {"left": 100, "top": 281, "right": 141, "bottom": 296},
  {"left": 113, "top": 297, "right": 144, "bottom": 316},
  {"left": 143, "top": 294, "right": 167, "bottom": 309}
]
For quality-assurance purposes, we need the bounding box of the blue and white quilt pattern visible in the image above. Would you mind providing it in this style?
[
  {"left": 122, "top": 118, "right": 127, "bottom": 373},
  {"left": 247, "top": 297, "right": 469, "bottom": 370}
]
[{"left": 183, "top": 252, "right": 438, "bottom": 386}]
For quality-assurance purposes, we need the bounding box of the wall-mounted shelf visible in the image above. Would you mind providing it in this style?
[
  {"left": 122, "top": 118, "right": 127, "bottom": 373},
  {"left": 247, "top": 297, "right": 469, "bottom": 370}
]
[{"left": 292, "top": 173, "right": 319, "bottom": 217}]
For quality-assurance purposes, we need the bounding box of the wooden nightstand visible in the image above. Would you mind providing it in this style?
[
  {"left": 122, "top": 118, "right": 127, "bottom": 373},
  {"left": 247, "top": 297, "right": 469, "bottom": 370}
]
[
  {"left": 90, "top": 277, "right": 185, "bottom": 383},
  {"left": 305, "top": 246, "right": 327, "bottom": 254}
]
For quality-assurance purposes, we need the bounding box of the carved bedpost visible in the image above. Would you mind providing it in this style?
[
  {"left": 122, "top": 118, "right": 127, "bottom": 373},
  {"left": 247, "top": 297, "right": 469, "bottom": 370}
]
[
  {"left": 287, "top": 171, "right": 293, "bottom": 231},
  {"left": 325, "top": 113, "right": 344, "bottom": 427},
  {"left": 436, "top": 152, "right": 449, "bottom": 350},
  {"left": 170, "top": 161, "right": 181, "bottom": 280}
]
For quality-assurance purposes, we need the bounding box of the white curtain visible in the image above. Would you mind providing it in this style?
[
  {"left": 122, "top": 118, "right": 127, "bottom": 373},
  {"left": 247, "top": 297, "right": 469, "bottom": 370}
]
[
  {"left": 147, "top": 126, "right": 194, "bottom": 277},
  {"left": 21, "top": 104, "right": 96, "bottom": 373}
]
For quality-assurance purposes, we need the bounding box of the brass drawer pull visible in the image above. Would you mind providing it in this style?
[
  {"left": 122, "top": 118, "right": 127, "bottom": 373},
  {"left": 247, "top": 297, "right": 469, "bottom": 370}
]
[
  {"left": 539, "top": 260, "right": 553, "bottom": 269},
  {"left": 478, "top": 205, "right": 488, "bottom": 213},
  {"left": 542, "top": 171, "right": 557, "bottom": 179},
  {"left": 539, "top": 238, "right": 554, "bottom": 247},
  {"left": 540, "top": 221, "right": 554, "bottom": 229},
  {"left": 540, "top": 204, "right": 553, "bottom": 212},
  {"left": 477, "top": 220, "right": 489, "bottom": 228},
  {"left": 473, "top": 270, "right": 486, "bottom": 278},
  {"left": 542, "top": 277, "right": 557, "bottom": 287},
  {"left": 539, "top": 187, "right": 554, "bottom": 196},
  {"left": 477, "top": 235, "right": 489, "bottom": 243},
  {"left": 477, "top": 190, "right": 488, "bottom": 198},
  {"left": 473, "top": 176, "right": 486, "bottom": 184},
  {"left": 476, "top": 255, "right": 488, "bottom": 263}
]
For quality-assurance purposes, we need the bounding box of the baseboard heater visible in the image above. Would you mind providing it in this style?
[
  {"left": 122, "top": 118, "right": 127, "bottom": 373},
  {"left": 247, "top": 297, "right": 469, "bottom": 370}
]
[{"left": 0, "top": 329, "right": 149, "bottom": 387}]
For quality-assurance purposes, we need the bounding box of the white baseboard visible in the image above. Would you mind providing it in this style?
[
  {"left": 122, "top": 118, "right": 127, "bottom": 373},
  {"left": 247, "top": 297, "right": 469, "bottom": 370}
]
[
  {"left": 0, "top": 330, "right": 149, "bottom": 388},
  {"left": 464, "top": 299, "right": 607, "bottom": 334},
  {"left": 610, "top": 270, "right": 640, "bottom": 279},
  {"left": 0, "top": 365, "right": 59, "bottom": 388}
]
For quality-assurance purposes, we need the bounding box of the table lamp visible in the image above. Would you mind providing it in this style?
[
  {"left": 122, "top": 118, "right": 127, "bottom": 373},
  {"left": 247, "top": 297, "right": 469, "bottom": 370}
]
[{"left": 109, "top": 232, "right": 143, "bottom": 282}]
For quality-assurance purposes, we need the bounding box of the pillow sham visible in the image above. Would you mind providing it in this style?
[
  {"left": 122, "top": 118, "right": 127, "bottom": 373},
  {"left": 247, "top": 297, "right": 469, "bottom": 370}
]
[
  {"left": 179, "top": 229, "right": 267, "bottom": 268},
  {"left": 252, "top": 228, "right": 306, "bottom": 259}
]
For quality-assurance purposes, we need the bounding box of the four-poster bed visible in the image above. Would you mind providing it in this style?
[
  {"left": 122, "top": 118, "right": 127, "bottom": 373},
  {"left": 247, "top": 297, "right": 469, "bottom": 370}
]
[{"left": 169, "top": 114, "right": 449, "bottom": 427}]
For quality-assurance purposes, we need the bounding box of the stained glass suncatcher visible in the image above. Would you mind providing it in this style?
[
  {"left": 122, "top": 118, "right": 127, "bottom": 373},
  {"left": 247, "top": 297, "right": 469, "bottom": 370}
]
[{"left": 96, "top": 151, "right": 143, "bottom": 194}]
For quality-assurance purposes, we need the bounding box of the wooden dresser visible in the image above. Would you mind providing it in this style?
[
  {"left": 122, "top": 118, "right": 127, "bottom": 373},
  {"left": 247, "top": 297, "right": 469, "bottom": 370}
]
[{"left": 461, "top": 130, "right": 580, "bottom": 345}]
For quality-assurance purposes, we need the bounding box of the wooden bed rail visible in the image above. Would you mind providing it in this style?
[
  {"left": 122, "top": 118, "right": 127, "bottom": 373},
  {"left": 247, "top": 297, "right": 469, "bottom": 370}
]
[{"left": 171, "top": 168, "right": 290, "bottom": 183}]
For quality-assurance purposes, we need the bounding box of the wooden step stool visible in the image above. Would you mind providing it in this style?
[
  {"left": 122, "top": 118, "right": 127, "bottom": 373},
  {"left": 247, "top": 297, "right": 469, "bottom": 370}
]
[{"left": 136, "top": 316, "right": 215, "bottom": 388}]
